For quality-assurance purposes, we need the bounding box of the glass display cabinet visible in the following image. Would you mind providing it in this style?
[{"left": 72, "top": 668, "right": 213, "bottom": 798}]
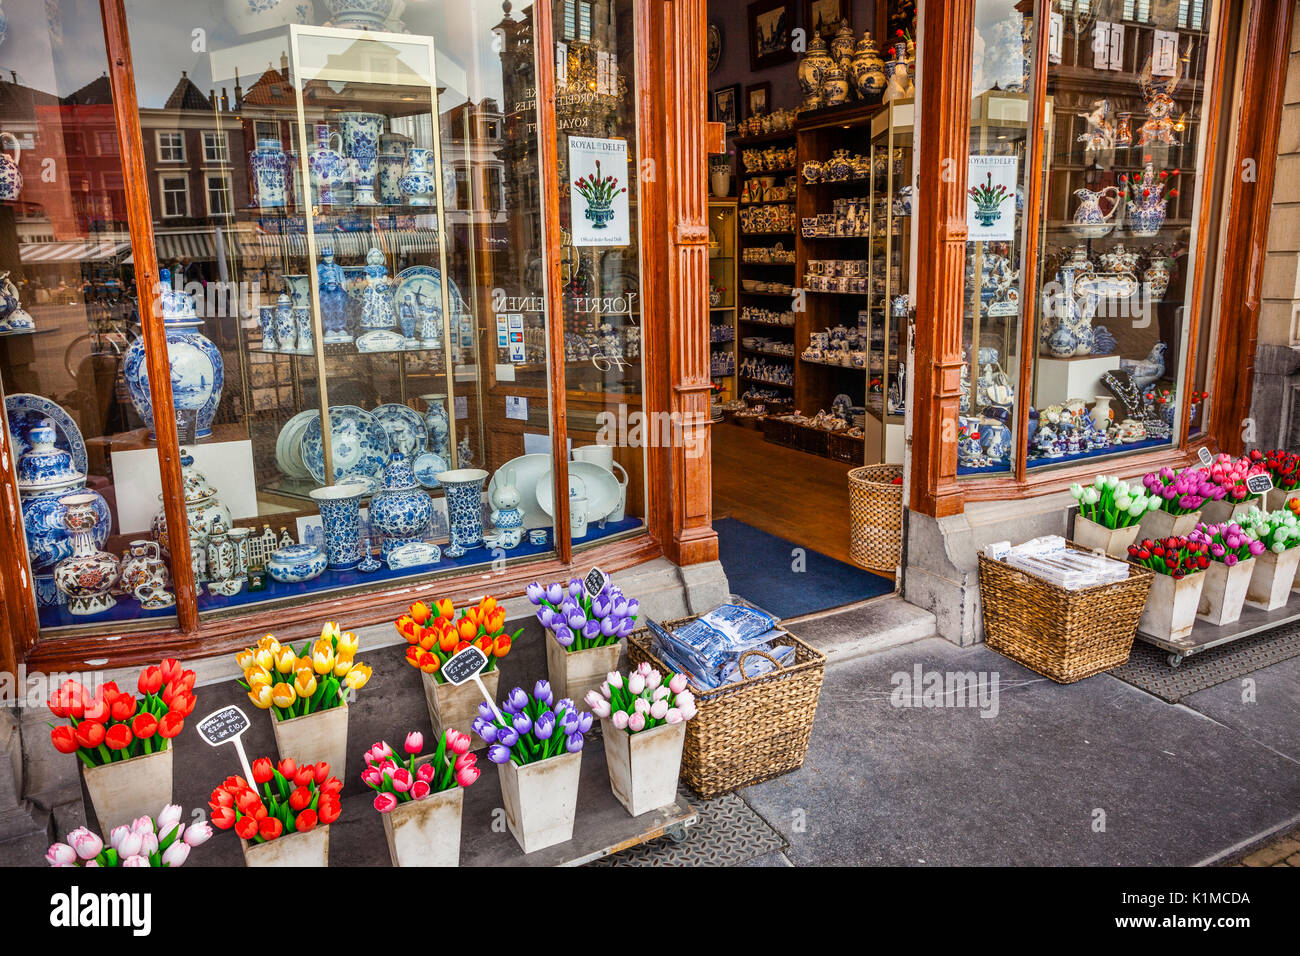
[{"left": 708, "top": 199, "right": 738, "bottom": 401}]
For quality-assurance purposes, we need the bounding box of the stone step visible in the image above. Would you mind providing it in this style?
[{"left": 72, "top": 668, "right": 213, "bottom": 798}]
[{"left": 780, "top": 595, "right": 937, "bottom": 663}]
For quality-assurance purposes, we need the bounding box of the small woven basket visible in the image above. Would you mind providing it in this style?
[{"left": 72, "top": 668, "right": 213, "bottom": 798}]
[
  {"left": 627, "top": 620, "right": 826, "bottom": 798},
  {"left": 848, "top": 464, "right": 903, "bottom": 571},
  {"left": 978, "top": 543, "right": 1154, "bottom": 683}
]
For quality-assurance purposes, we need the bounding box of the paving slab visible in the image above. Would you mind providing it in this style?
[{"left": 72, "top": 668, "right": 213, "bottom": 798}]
[
  {"left": 738, "top": 637, "right": 1300, "bottom": 866},
  {"left": 1178, "top": 655, "right": 1300, "bottom": 764}
]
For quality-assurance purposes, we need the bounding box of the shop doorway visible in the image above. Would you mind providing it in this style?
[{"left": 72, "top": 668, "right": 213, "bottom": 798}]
[{"left": 705, "top": 0, "right": 913, "bottom": 618}]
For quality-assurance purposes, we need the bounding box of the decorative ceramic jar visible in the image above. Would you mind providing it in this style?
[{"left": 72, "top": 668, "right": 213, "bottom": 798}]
[
  {"left": 53, "top": 493, "right": 120, "bottom": 615},
  {"left": 0, "top": 130, "right": 22, "bottom": 201},
  {"left": 326, "top": 0, "right": 396, "bottom": 29},
  {"left": 248, "top": 137, "right": 288, "bottom": 208},
  {"left": 150, "top": 449, "right": 232, "bottom": 559},
  {"left": 822, "top": 61, "right": 850, "bottom": 107},
  {"left": 17, "top": 422, "right": 110, "bottom": 577},
  {"left": 309, "top": 483, "right": 366, "bottom": 570},
  {"left": 830, "top": 19, "right": 856, "bottom": 71},
  {"left": 274, "top": 293, "right": 296, "bottom": 351},
  {"left": 436, "top": 468, "right": 488, "bottom": 558},
  {"left": 307, "top": 124, "right": 347, "bottom": 205},
  {"left": 338, "top": 111, "right": 384, "bottom": 206},
  {"left": 825, "top": 150, "right": 854, "bottom": 182},
  {"left": 370, "top": 454, "right": 433, "bottom": 558},
  {"left": 267, "top": 544, "right": 327, "bottom": 583},
  {"left": 420, "top": 393, "right": 451, "bottom": 460},
  {"left": 1143, "top": 252, "right": 1173, "bottom": 300},
  {"left": 399, "top": 147, "right": 437, "bottom": 205},
  {"left": 851, "top": 33, "right": 886, "bottom": 101},
  {"left": 123, "top": 269, "right": 223, "bottom": 440},
  {"left": 378, "top": 132, "right": 411, "bottom": 204},
  {"left": 317, "top": 246, "right": 351, "bottom": 343},
  {"left": 796, "top": 33, "right": 833, "bottom": 111}
]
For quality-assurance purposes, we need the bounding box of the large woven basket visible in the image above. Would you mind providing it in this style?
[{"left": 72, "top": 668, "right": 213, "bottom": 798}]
[
  {"left": 848, "top": 464, "right": 903, "bottom": 571},
  {"left": 627, "top": 620, "right": 826, "bottom": 798},
  {"left": 978, "top": 544, "right": 1154, "bottom": 683}
]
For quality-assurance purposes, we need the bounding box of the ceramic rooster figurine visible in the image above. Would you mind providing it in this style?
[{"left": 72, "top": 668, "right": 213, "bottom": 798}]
[{"left": 1120, "top": 342, "right": 1168, "bottom": 389}]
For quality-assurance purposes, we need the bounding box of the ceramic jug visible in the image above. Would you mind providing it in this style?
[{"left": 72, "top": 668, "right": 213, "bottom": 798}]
[
  {"left": 116, "top": 539, "right": 169, "bottom": 596},
  {"left": 1071, "top": 186, "right": 1121, "bottom": 235},
  {"left": 399, "top": 147, "right": 437, "bottom": 205},
  {"left": 307, "top": 124, "right": 347, "bottom": 205}
]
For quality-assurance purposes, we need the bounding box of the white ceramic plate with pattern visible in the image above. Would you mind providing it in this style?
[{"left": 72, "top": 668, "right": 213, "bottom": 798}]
[
  {"left": 6, "top": 393, "right": 88, "bottom": 474},
  {"left": 487, "top": 453, "right": 554, "bottom": 531},
  {"left": 371, "top": 403, "right": 428, "bottom": 459},
  {"left": 535, "top": 461, "right": 621, "bottom": 523},
  {"left": 275, "top": 410, "right": 319, "bottom": 480}
]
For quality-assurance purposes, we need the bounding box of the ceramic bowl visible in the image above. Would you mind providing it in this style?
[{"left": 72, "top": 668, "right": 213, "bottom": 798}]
[{"left": 267, "top": 545, "right": 327, "bottom": 583}]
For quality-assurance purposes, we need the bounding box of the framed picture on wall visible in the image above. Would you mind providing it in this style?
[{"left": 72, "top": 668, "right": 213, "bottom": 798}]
[
  {"left": 748, "top": 0, "right": 797, "bottom": 72},
  {"left": 745, "top": 81, "right": 771, "bottom": 118},
  {"left": 804, "top": 0, "right": 846, "bottom": 40},
  {"left": 712, "top": 84, "right": 740, "bottom": 132}
]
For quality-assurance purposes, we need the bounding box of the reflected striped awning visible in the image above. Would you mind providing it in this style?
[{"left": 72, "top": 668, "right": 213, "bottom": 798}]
[
  {"left": 19, "top": 239, "right": 132, "bottom": 263},
  {"left": 155, "top": 230, "right": 217, "bottom": 261}
]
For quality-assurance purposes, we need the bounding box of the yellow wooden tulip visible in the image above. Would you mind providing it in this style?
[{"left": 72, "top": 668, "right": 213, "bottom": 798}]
[
  {"left": 336, "top": 630, "right": 359, "bottom": 657},
  {"left": 312, "top": 642, "right": 336, "bottom": 676},
  {"left": 294, "top": 667, "right": 317, "bottom": 699},
  {"left": 235, "top": 649, "right": 257, "bottom": 671},
  {"left": 274, "top": 646, "right": 297, "bottom": 674},
  {"left": 247, "top": 683, "right": 274, "bottom": 709},
  {"left": 271, "top": 682, "right": 296, "bottom": 709},
  {"left": 320, "top": 621, "right": 342, "bottom": 644},
  {"left": 333, "top": 655, "right": 355, "bottom": 678},
  {"left": 343, "top": 662, "right": 372, "bottom": 691},
  {"left": 245, "top": 667, "right": 272, "bottom": 689},
  {"left": 254, "top": 646, "right": 275, "bottom": 671}
]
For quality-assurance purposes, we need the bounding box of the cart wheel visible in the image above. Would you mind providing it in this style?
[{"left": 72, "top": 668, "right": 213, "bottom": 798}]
[
  {"left": 664, "top": 823, "right": 689, "bottom": 844},
  {"left": 1167, "top": 654, "right": 1183, "bottom": 668}
]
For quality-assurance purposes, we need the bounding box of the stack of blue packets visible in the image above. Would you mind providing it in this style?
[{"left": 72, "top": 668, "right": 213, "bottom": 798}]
[{"left": 645, "top": 603, "right": 794, "bottom": 690}]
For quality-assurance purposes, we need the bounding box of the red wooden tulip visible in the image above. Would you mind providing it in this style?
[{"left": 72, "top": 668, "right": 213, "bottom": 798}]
[
  {"left": 104, "top": 724, "right": 133, "bottom": 751},
  {"left": 157, "top": 712, "right": 185, "bottom": 738},
  {"left": 50, "top": 726, "right": 78, "bottom": 754},
  {"left": 131, "top": 713, "right": 158, "bottom": 739},
  {"left": 73, "top": 721, "right": 105, "bottom": 749}
]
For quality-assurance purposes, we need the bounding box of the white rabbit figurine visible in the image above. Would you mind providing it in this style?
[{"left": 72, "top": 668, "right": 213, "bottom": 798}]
[{"left": 490, "top": 467, "right": 524, "bottom": 549}]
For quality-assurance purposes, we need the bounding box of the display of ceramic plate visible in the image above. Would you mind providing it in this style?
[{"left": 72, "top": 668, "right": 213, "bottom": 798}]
[
  {"left": 300, "top": 405, "right": 390, "bottom": 486},
  {"left": 371, "top": 403, "right": 428, "bottom": 459},
  {"left": 488, "top": 453, "right": 554, "bottom": 531},
  {"left": 412, "top": 451, "right": 449, "bottom": 489},
  {"left": 5, "top": 393, "right": 88, "bottom": 474},
  {"left": 388, "top": 541, "right": 441, "bottom": 570},
  {"left": 395, "top": 265, "right": 468, "bottom": 317},
  {"left": 535, "top": 461, "right": 621, "bottom": 523},
  {"left": 275, "top": 410, "right": 319, "bottom": 480}
]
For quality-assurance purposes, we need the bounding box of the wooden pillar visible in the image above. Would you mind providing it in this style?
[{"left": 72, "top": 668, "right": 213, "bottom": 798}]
[
  {"left": 909, "top": 0, "right": 975, "bottom": 518},
  {"left": 641, "top": 0, "right": 718, "bottom": 565},
  {"left": 1211, "top": 0, "right": 1296, "bottom": 456}
]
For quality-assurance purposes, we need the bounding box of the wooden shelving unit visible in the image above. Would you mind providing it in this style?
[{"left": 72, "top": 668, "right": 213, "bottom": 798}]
[{"left": 708, "top": 199, "right": 738, "bottom": 400}]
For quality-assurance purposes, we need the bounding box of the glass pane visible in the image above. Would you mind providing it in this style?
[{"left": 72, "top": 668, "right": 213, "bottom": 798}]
[
  {"left": 122, "top": 0, "right": 556, "bottom": 614},
  {"left": 1027, "top": 1, "right": 1216, "bottom": 467},
  {"left": 551, "top": 0, "right": 647, "bottom": 547},
  {"left": 960, "top": 0, "right": 1035, "bottom": 476},
  {"left": 0, "top": 0, "right": 178, "bottom": 633}
]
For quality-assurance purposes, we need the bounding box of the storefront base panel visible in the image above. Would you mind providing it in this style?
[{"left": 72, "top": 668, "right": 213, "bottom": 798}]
[
  {"left": 903, "top": 494, "right": 1073, "bottom": 646},
  {"left": 1248, "top": 343, "right": 1300, "bottom": 451},
  {"left": 9, "top": 556, "right": 730, "bottom": 824}
]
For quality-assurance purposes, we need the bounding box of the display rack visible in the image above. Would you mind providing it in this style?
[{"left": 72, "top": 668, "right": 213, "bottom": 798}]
[{"left": 708, "top": 199, "right": 738, "bottom": 400}]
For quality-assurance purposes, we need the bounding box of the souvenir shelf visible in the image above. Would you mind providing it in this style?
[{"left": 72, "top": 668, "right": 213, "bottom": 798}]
[{"left": 708, "top": 200, "right": 738, "bottom": 399}]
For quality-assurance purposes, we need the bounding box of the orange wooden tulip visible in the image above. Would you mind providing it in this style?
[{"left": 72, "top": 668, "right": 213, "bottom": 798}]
[
  {"left": 457, "top": 616, "right": 477, "bottom": 641},
  {"left": 410, "top": 601, "right": 431, "bottom": 624},
  {"left": 434, "top": 598, "right": 454, "bottom": 620}
]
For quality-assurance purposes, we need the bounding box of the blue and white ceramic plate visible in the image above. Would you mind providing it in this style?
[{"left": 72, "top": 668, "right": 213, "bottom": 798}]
[
  {"left": 372, "top": 403, "right": 428, "bottom": 459},
  {"left": 412, "top": 451, "right": 449, "bottom": 489},
  {"left": 300, "top": 405, "right": 390, "bottom": 486},
  {"left": 395, "top": 265, "right": 468, "bottom": 317},
  {"left": 6, "top": 394, "right": 88, "bottom": 474},
  {"left": 275, "top": 409, "right": 319, "bottom": 480}
]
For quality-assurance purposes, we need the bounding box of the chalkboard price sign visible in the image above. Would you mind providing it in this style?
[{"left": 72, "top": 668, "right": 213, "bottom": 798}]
[
  {"left": 1197, "top": 446, "right": 1214, "bottom": 467},
  {"left": 197, "top": 706, "right": 249, "bottom": 746},
  {"left": 1247, "top": 473, "right": 1274, "bottom": 495},
  {"left": 583, "top": 566, "right": 608, "bottom": 598},
  {"left": 441, "top": 645, "right": 488, "bottom": 686}
]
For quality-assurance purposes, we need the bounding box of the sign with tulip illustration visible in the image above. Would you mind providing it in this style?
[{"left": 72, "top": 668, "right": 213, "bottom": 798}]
[
  {"left": 569, "top": 136, "right": 630, "bottom": 246},
  {"left": 967, "top": 154, "right": 1018, "bottom": 241}
]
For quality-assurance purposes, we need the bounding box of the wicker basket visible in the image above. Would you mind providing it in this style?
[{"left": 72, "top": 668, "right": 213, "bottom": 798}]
[
  {"left": 828, "top": 430, "right": 864, "bottom": 464},
  {"left": 627, "top": 621, "right": 826, "bottom": 798},
  {"left": 848, "top": 464, "right": 904, "bottom": 571},
  {"left": 761, "top": 416, "right": 796, "bottom": 448},
  {"left": 792, "top": 423, "right": 830, "bottom": 457},
  {"left": 978, "top": 544, "right": 1154, "bottom": 683}
]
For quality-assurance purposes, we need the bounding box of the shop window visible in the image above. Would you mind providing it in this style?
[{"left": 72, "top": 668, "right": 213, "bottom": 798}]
[
  {"left": 550, "top": 0, "right": 647, "bottom": 547},
  {"left": 112, "top": 0, "right": 561, "bottom": 625},
  {"left": 564, "top": 0, "right": 593, "bottom": 42},
  {"left": 156, "top": 131, "right": 184, "bottom": 162},
  {"left": 0, "top": 0, "right": 177, "bottom": 635}
]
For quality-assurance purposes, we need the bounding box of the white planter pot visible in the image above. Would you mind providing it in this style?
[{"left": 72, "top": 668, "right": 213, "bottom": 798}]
[
  {"left": 1072, "top": 515, "right": 1142, "bottom": 559},
  {"left": 1246, "top": 547, "right": 1300, "bottom": 611},
  {"left": 1138, "top": 571, "right": 1206, "bottom": 642},
  {"left": 545, "top": 636, "right": 622, "bottom": 705},
  {"left": 241, "top": 825, "right": 330, "bottom": 867},
  {"left": 382, "top": 786, "right": 463, "bottom": 867},
  {"left": 1198, "top": 498, "right": 1256, "bottom": 527},
  {"left": 498, "top": 750, "right": 582, "bottom": 854},
  {"left": 1137, "top": 507, "right": 1201, "bottom": 541},
  {"left": 271, "top": 701, "right": 349, "bottom": 780},
  {"left": 600, "top": 719, "right": 686, "bottom": 817},
  {"left": 82, "top": 746, "right": 173, "bottom": 833},
  {"left": 1197, "top": 558, "right": 1254, "bottom": 626},
  {"left": 422, "top": 669, "right": 500, "bottom": 750}
]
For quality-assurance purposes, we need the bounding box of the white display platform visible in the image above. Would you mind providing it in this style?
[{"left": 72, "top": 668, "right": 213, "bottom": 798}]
[
  {"left": 111, "top": 438, "right": 258, "bottom": 535},
  {"left": 1033, "top": 353, "right": 1122, "bottom": 407}
]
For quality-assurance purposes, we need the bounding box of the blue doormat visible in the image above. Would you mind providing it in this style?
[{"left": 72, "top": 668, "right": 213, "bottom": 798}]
[{"left": 714, "top": 518, "right": 893, "bottom": 620}]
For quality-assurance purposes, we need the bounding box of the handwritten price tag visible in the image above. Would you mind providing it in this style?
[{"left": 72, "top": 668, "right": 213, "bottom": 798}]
[
  {"left": 196, "top": 706, "right": 253, "bottom": 781},
  {"left": 441, "top": 646, "right": 502, "bottom": 722}
]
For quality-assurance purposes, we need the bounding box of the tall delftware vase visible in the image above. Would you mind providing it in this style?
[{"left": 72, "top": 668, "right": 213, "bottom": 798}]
[
  {"left": 248, "top": 137, "right": 288, "bottom": 208},
  {"left": 796, "top": 33, "right": 833, "bottom": 111},
  {"left": 370, "top": 454, "right": 434, "bottom": 558},
  {"left": 420, "top": 394, "right": 451, "bottom": 460},
  {"left": 398, "top": 147, "right": 437, "bottom": 205},
  {"left": 122, "top": 269, "right": 223, "bottom": 439},
  {"left": 851, "top": 33, "right": 886, "bottom": 101},
  {"left": 274, "top": 293, "right": 296, "bottom": 352},
  {"left": 309, "top": 484, "right": 366, "bottom": 570},
  {"left": 378, "top": 133, "right": 411, "bottom": 204},
  {"left": 338, "top": 111, "right": 384, "bottom": 206},
  {"left": 436, "top": 469, "right": 488, "bottom": 558}
]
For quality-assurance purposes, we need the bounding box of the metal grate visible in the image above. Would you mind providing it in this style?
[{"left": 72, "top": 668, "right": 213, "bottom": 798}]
[
  {"left": 589, "top": 791, "right": 787, "bottom": 867},
  {"left": 1110, "top": 623, "right": 1300, "bottom": 703}
]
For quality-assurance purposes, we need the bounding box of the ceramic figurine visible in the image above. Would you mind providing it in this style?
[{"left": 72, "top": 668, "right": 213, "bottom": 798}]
[
  {"left": 53, "top": 493, "right": 119, "bottom": 615},
  {"left": 398, "top": 294, "right": 419, "bottom": 348},
  {"left": 1138, "top": 49, "right": 1185, "bottom": 150},
  {"left": 490, "top": 467, "right": 524, "bottom": 550},
  {"left": 317, "top": 246, "right": 351, "bottom": 343},
  {"left": 248, "top": 137, "right": 288, "bottom": 208},
  {"left": 458, "top": 434, "right": 473, "bottom": 467},
  {"left": 370, "top": 454, "right": 433, "bottom": 558},
  {"left": 123, "top": 269, "right": 223, "bottom": 440},
  {"left": 0, "top": 130, "right": 22, "bottom": 201},
  {"left": 437, "top": 468, "right": 489, "bottom": 558},
  {"left": 1076, "top": 99, "right": 1115, "bottom": 168},
  {"left": 360, "top": 247, "right": 397, "bottom": 329},
  {"left": 1119, "top": 342, "right": 1169, "bottom": 389},
  {"left": 0, "top": 271, "right": 34, "bottom": 334},
  {"left": 399, "top": 147, "right": 437, "bottom": 205},
  {"left": 339, "top": 111, "right": 384, "bottom": 206},
  {"left": 307, "top": 124, "right": 347, "bottom": 205}
]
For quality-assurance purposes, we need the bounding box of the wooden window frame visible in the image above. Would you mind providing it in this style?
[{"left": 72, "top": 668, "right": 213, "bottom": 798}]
[
  {"left": 910, "top": 0, "right": 1294, "bottom": 517},
  {"left": 0, "top": 0, "right": 718, "bottom": 674}
]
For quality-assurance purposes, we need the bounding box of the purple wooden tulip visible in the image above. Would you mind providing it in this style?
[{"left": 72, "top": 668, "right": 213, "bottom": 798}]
[
  {"left": 566, "top": 732, "right": 584, "bottom": 753},
  {"left": 568, "top": 578, "right": 584, "bottom": 598},
  {"left": 526, "top": 582, "right": 544, "bottom": 604},
  {"left": 591, "top": 596, "right": 612, "bottom": 618},
  {"left": 512, "top": 712, "right": 533, "bottom": 735},
  {"left": 472, "top": 717, "right": 498, "bottom": 743},
  {"left": 534, "top": 679, "right": 553, "bottom": 706},
  {"left": 556, "top": 698, "right": 575, "bottom": 716},
  {"left": 545, "top": 583, "right": 564, "bottom": 604},
  {"left": 577, "top": 712, "right": 593, "bottom": 734},
  {"left": 567, "top": 610, "right": 587, "bottom": 630},
  {"left": 617, "top": 617, "right": 636, "bottom": 637},
  {"left": 535, "top": 711, "right": 556, "bottom": 740},
  {"left": 553, "top": 624, "right": 575, "bottom": 647},
  {"left": 506, "top": 686, "right": 529, "bottom": 713},
  {"left": 478, "top": 701, "right": 496, "bottom": 722},
  {"left": 496, "top": 725, "right": 519, "bottom": 747},
  {"left": 600, "top": 616, "right": 619, "bottom": 637},
  {"left": 487, "top": 744, "right": 511, "bottom": 764},
  {"left": 582, "top": 619, "right": 601, "bottom": 640}
]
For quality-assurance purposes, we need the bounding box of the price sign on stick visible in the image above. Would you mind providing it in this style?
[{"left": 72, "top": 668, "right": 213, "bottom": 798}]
[
  {"left": 1198, "top": 446, "right": 1214, "bottom": 467},
  {"left": 196, "top": 706, "right": 253, "bottom": 782},
  {"left": 441, "top": 646, "right": 502, "bottom": 722},
  {"left": 583, "top": 566, "right": 608, "bottom": 598},
  {"left": 1247, "top": 473, "right": 1274, "bottom": 496}
]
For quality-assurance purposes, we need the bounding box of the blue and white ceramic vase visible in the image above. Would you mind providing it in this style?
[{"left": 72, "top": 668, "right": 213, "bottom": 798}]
[
  {"left": 307, "top": 124, "right": 346, "bottom": 205},
  {"left": 326, "top": 0, "right": 396, "bottom": 29},
  {"left": 370, "top": 454, "right": 434, "bottom": 558},
  {"left": 274, "top": 293, "right": 296, "bottom": 351},
  {"left": 399, "top": 147, "right": 437, "bottom": 206},
  {"left": 17, "top": 421, "right": 110, "bottom": 580},
  {"left": 360, "top": 247, "right": 397, "bottom": 328},
  {"left": 0, "top": 131, "right": 22, "bottom": 201},
  {"left": 53, "top": 494, "right": 119, "bottom": 616},
  {"left": 123, "top": 269, "right": 223, "bottom": 439},
  {"left": 378, "top": 133, "right": 410, "bottom": 204},
  {"left": 436, "top": 468, "right": 488, "bottom": 558},
  {"left": 420, "top": 394, "right": 451, "bottom": 460},
  {"left": 249, "top": 137, "right": 289, "bottom": 208},
  {"left": 309, "top": 483, "right": 366, "bottom": 570},
  {"left": 295, "top": 308, "right": 314, "bottom": 354},
  {"left": 317, "top": 246, "right": 351, "bottom": 343},
  {"left": 259, "top": 305, "right": 277, "bottom": 351},
  {"left": 339, "top": 111, "right": 383, "bottom": 206}
]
